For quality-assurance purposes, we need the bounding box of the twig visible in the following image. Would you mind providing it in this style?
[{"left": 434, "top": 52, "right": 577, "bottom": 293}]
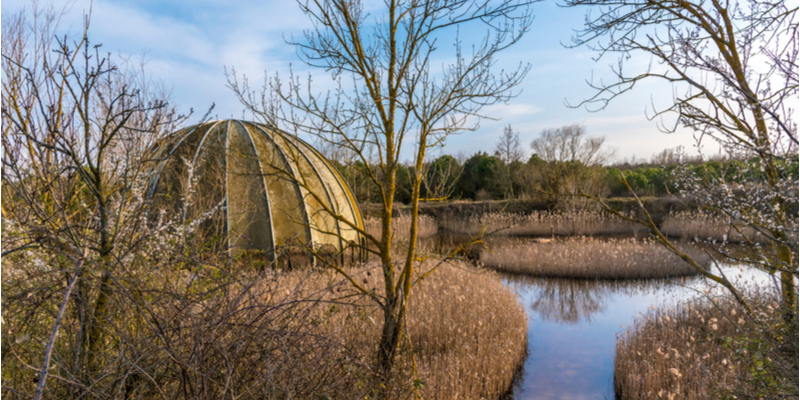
[{"left": 34, "top": 266, "right": 82, "bottom": 400}]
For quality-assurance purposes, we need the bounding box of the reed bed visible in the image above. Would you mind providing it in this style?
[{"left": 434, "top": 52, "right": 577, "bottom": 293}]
[
  {"left": 480, "top": 237, "right": 711, "bottom": 279},
  {"left": 2, "top": 256, "right": 526, "bottom": 399},
  {"left": 660, "top": 211, "right": 768, "bottom": 243},
  {"left": 660, "top": 211, "right": 799, "bottom": 245},
  {"left": 615, "top": 292, "right": 798, "bottom": 399},
  {"left": 263, "top": 260, "right": 528, "bottom": 399},
  {"left": 364, "top": 214, "right": 439, "bottom": 241},
  {"left": 440, "top": 210, "right": 645, "bottom": 237},
  {"left": 405, "top": 262, "right": 528, "bottom": 398}
]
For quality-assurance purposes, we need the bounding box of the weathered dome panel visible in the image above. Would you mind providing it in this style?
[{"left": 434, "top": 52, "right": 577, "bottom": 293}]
[{"left": 148, "top": 119, "right": 365, "bottom": 261}]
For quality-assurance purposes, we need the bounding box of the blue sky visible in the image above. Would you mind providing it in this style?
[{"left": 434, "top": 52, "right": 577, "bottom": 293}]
[{"left": 2, "top": 0, "right": 712, "bottom": 163}]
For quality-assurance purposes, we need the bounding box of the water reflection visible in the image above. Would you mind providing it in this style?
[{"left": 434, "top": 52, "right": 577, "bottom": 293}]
[
  {"left": 505, "top": 267, "right": 774, "bottom": 400},
  {"left": 505, "top": 276, "right": 677, "bottom": 325}
]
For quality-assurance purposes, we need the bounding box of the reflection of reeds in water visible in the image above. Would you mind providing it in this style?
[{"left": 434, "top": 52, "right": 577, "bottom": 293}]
[
  {"left": 615, "top": 290, "right": 796, "bottom": 399},
  {"left": 482, "top": 237, "right": 711, "bottom": 279},
  {"left": 440, "top": 210, "right": 645, "bottom": 237},
  {"left": 505, "top": 275, "right": 682, "bottom": 324}
]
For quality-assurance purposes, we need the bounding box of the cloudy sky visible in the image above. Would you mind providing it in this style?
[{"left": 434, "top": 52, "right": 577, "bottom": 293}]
[{"left": 2, "top": 0, "right": 712, "bottom": 163}]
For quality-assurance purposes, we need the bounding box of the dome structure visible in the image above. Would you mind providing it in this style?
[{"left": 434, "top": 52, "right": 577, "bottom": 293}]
[{"left": 147, "top": 119, "right": 365, "bottom": 263}]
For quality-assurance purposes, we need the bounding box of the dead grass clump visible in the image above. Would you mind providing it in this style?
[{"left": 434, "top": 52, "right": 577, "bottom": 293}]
[
  {"left": 441, "top": 210, "right": 644, "bottom": 237},
  {"left": 406, "top": 262, "right": 528, "bottom": 398},
  {"left": 324, "top": 261, "right": 528, "bottom": 399},
  {"left": 480, "top": 237, "right": 711, "bottom": 279},
  {"left": 615, "top": 292, "right": 798, "bottom": 399}
]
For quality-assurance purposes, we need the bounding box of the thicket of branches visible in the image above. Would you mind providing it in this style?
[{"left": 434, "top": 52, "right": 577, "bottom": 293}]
[{"left": 1, "top": 7, "right": 379, "bottom": 399}]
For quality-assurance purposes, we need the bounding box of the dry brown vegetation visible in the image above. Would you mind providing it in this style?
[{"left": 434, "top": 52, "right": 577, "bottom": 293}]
[
  {"left": 615, "top": 291, "right": 798, "bottom": 399},
  {"left": 660, "top": 211, "right": 778, "bottom": 244},
  {"left": 1, "top": 254, "right": 527, "bottom": 399},
  {"left": 441, "top": 210, "right": 645, "bottom": 237},
  {"left": 365, "top": 213, "right": 439, "bottom": 241},
  {"left": 480, "top": 237, "right": 711, "bottom": 279}
]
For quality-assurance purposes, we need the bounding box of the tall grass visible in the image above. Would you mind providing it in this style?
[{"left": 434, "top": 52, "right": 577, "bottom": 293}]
[
  {"left": 480, "top": 237, "right": 711, "bottom": 279},
  {"left": 406, "top": 262, "right": 528, "bottom": 398},
  {"left": 440, "top": 210, "right": 645, "bottom": 237},
  {"left": 615, "top": 291, "right": 798, "bottom": 399},
  {"left": 1, "top": 254, "right": 526, "bottom": 399},
  {"left": 246, "top": 260, "right": 529, "bottom": 399}
]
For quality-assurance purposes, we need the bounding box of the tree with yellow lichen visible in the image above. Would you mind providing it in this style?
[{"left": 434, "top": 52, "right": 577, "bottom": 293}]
[{"left": 228, "top": 0, "right": 535, "bottom": 387}]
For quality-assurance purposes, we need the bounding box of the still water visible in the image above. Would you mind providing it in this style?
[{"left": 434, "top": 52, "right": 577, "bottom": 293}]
[{"left": 504, "top": 266, "right": 775, "bottom": 400}]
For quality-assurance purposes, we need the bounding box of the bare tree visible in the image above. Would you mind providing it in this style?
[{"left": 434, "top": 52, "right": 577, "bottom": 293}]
[
  {"left": 494, "top": 124, "right": 525, "bottom": 164},
  {"left": 227, "top": 0, "right": 534, "bottom": 381},
  {"left": 420, "top": 154, "right": 463, "bottom": 201},
  {"left": 525, "top": 124, "right": 614, "bottom": 201},
  {"left": 2, "top": 6, "right": 187, "bottom": 390},
  {"left": 530, "top": 124, "right": 614, "bottom": 165},
  {"left": 565, "top": 0, "right": 798, "bottom": 322}
]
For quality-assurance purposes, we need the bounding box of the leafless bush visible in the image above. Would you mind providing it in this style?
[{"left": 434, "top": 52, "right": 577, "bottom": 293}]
[
  {"left": 615, "top": 291, "right": 798, "bottom": 399},
  {"left": 2, "top": 239, "right": 527, "bottom": 399},
  {"left": 480, "top": 237, "right": 711, "bottom": 279}
]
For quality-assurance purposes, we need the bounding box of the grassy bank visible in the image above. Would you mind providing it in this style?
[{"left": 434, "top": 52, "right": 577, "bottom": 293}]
[
  {"left": 615, "top": 292, "right": 798, "bottom": 399},
  {"left": 480, "top": 237, "right": 711, "bottom": 279}
]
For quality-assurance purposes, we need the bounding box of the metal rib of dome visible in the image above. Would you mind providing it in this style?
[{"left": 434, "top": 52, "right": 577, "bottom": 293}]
[{"left": 147, "top": 119, "right": 364, "bottom": 262}]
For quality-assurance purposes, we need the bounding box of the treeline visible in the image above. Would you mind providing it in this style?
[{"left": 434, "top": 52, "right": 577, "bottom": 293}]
[{"left": 336, "top": 151, "right": 800, "bottom": 203}]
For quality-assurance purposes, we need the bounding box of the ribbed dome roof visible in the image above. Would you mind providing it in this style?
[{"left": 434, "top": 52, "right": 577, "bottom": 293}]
[{"left": 147, "top": 120, "right": 364, "bottom": 261}]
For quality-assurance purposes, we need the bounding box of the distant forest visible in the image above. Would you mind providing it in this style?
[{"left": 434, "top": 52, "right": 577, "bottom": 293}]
[{"left": 331, "top": 125, "right": 800, "bottom": 204}]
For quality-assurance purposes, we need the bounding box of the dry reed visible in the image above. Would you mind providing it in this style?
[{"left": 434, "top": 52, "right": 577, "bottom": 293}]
[
  {"left": 441, "top": 210, "right": 645, "bottom": 237},
  {"left": 660, "top": 211, "right": 769, "bottom": 244},
  {"left": 615, "top": 291, "right": 798, "bottom": 399},
  {"left": 365, "top": 214, "right": 439, "bottom": 241},
  {"left": 480, "top": 237, "right": 711, "bottom": 279},
  {"left": 2, "top": 255, "right": 526, "bottom": 399},
  {"left": 320, "top": 261, "right": 528, "bottom": 399}
]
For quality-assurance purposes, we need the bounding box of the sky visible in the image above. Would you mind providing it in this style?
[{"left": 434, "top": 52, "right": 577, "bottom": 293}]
[{"left": 1, "top": 0, "right": 715, "bottom": 164}]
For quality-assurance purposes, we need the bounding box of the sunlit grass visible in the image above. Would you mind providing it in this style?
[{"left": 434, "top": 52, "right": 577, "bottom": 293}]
[{"left": 284, "top": 260, "right": 528, "bottom": 399}]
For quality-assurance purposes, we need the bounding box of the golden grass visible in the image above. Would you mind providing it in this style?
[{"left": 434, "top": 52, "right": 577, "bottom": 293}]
[
  {"left": 405, "top": 262, "right": 528, "bottom": 398},
  {"left": 480, "top": 237, "right": 711, "bottom": 279},
  {"left": 615, "top": 291, "right": 798, "bottom": 399},
  {"left": 441, "top": 210, "right": 645, "bottom": 237},
  {"left": 320, "top": 261, "right": 527, "bottom": 399}
]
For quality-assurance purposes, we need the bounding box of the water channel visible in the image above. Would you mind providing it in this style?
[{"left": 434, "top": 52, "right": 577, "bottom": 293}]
[{"left": 502, "top": 266, "right": 775, "bottom": 400}]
